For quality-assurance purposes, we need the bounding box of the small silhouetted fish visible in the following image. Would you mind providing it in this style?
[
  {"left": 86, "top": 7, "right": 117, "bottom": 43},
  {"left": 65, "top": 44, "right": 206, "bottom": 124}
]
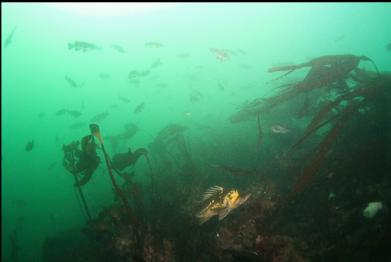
[
  {"left": 236, "top": 48, "right": 247, "bottom": 55},
  {"left": 47, "top": 163, "right": 56, "bottom": 170},
  {"left": 156, "top": 82, "right": 168, "bottom": 88},
  {"left": 386, "top": 43, "right": 391, "bottom": 51},
  {"left": 210, "top": 48, "right": 230, "bottom": 61},
  {"left": 112, "top": 44, "right": 126, "bottom": 53},
  {"left": 91, "top": 110, "right": 109, "bottom": 122},
  {"left": 55, "top": 135, "right": 59, "bottom": 142},
  {"left": 70, "top": 122, "right": 85, "bottom": 129},
  {"left": 99, "top": 72, "right": 111, "bottom": 80},
  {"left": 145, "top": 41, "right": 163, "bottom": 48},
  {"left": 68, "top": 41, "right": 101, "bottom": 52},
  {"left": 118, "top": 96, "right": 130, "bottom": 103},
  {"left": 239, "top": 64, "right": 253, "bottom": 70},
  {"left": 129, "top": 79, "right": 140, "bottom": 85},
  {"left": 134, "top": 102, "right": 145, "bottom": 113},
  {"left": 177, "top": 52, "right": 189, "bottom": 58},
  {"left": 128, "top": 70, "right": 150, "bottom": 79},
  {"left": 110, "top": 104, "right": 118, "bottom": 109},
  {"left": 38, "top": 112, "right": 45, "bottom": 118},
  {"left": 150, "top": 58, "right": 162, "bottom": 68},
  {"left": 11, "top": 199, "right": 27, "bottom": 207},
  {"left": 270, "top": 125, "right": 290, "bottom": 134},
  {"left": 65, "top": 76, "right": 78, "bottom": 88},
  {"left": 138, "top": 70, "right": 150, "bottom": 77},
  {"left": 4, "top": 26, "right": 17, "bottom": 48},
  {"left": 67, "top": 110, "right": 82, "bottom": 118},
  {"left": 56, "top": 109, "right": 68, "bottom": 116},
  {"left": 25, "top": 140, "right": 34, "bottom": 152},
  {"left": 49, "top": 213, "right": 57, "bottom": 223},
  {"left": 334, "top": 34, "right": 345, "bottom": 42}
]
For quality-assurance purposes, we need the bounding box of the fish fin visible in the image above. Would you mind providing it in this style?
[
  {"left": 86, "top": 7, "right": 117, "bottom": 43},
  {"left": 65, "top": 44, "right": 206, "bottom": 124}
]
[
  {"left": 238, "top": 194, "right": 251, "bottom": 206},
  {"left": 202, "top": 185, "right": 224, "bottom": 201},
  {"left": 197, "top": 210, "right": 216, "bottom": 225},
  {"left": 198, "top": 215, "right": 211, "bottom": 225},
  {"left": 218, "top": 208, "right": 232, "bottom": 221}
]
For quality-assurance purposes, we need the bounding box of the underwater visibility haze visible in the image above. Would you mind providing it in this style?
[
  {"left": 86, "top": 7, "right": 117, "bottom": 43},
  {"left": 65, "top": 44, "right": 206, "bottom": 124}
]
[{"left": 2, "top": 2, "right": 391, "bottom": 261}]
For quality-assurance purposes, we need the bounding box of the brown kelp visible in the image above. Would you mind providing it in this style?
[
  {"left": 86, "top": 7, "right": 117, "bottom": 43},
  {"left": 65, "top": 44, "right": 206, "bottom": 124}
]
[
  {"left": 89, "top": 124, "right": 132, "bottom": 214},
  {"left": 62, "top": 140, "right": 95, "bottom": 220},
  {"left": 230, "top": 54, "right": 378, "bottom": 123},
  {"left": 292, "top": 71, "right": 390, "bottom": 151},
  {"left": 286, "top": 100, "right": 362, "bottom": 202},
  {"left": 149, "top": 123, "right": 188, "bottom": 169}
]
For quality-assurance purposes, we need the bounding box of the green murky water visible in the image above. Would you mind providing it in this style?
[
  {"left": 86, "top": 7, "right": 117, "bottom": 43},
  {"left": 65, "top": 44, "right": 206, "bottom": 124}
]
[{"left": 2, "top": 3, "right": 391, "bottom": 262}]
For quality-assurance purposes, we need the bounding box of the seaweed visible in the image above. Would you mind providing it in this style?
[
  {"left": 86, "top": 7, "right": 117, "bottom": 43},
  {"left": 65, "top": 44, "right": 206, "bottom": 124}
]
[{"left": 286, "top": 101, "right": 361, "bottom": 201}]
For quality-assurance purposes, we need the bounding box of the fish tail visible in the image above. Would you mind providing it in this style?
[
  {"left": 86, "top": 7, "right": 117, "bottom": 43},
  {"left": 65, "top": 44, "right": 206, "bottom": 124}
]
[
  {"left": 68, "top": 43, "right": 73, "bottom": 49},
  {"left": 218, "top": 208, "right": 231, "bottom": 221}
]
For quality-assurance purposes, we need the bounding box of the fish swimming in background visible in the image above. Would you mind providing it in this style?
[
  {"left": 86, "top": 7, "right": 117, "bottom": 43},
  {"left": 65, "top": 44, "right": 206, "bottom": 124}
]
[
  {"left": 99, "top": 72, "right": 111, "bottom": 80},
  {"left": 47, "top": 163, "right": 56, "bottom": 170},
  {"left": 11, "top": 198, "right": 28, "bottom": 207},
  {"left": 129, "top": 79, "right": 140, "bottom": 86},
  {"left": 271, "top": 125, "right": 290, "bottom": 134},
  {"left": 91, "top": 110, "right": 109, "bottom": 123},
  {"left": 176, "top": 52, "right": 190, "bottom": 58},
  {"left": 134, "top": 102, "right": 145, "bottom": 113},
  {"left": 334, "top": 34, "right": 345, "bottom": 43},
  {"left": 190, "top": 90, "right": 203, "bottom": 104},
  {"left": 218, "top": 82, "right": 225, "bottom": 91},
  {"left": 150, "top": 58, "right": 162, "bottom": 68},
  {"left": 111, "top": 44, "right": 126, "bottom": 53},
  {"left": 156, "top": 82, "right": 168, "bottom": 88},
  {"left": 128, "top": 70, "right": 150, "bottom": 79},
  {"left": 4, "top": 26, "right": 17, "bottom": 48},
  {"left": 118, "top": 96, "right": 130, "bottom": 103},
  {"left": 64, "top": 76, "right": 79, "bottom": 88},
  {"left": 210, "top": 48, "right": 230, "bottom": 62},
  {"left": 56, "top": 109, "right": 68, "bottom": 116},
  {"left": 25, "top": 140, "right": 34, "bottom": 152},
  {"left": 196, "top": 186, "right": 251, "bottom": 225},
  {"left": 70, "top": 122, "right": 86, "bottom": 129},
  {"left": 67, "top": 110, "right": 82, "bottom": 118},
  {"left": 38, "top": 112, "right": 45, "bottom": 119},
  {"left": 68, "top": 41, "right": 101, "bottom": 52},
  {"left": 235, "top": 48, "right": 247, "bottom": 55},
  {"left": 386, "top": 43, "right": 391, "bottom": 52},
  {"left": 145, "top": 41, "right": 164, "bottom": 48}
]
